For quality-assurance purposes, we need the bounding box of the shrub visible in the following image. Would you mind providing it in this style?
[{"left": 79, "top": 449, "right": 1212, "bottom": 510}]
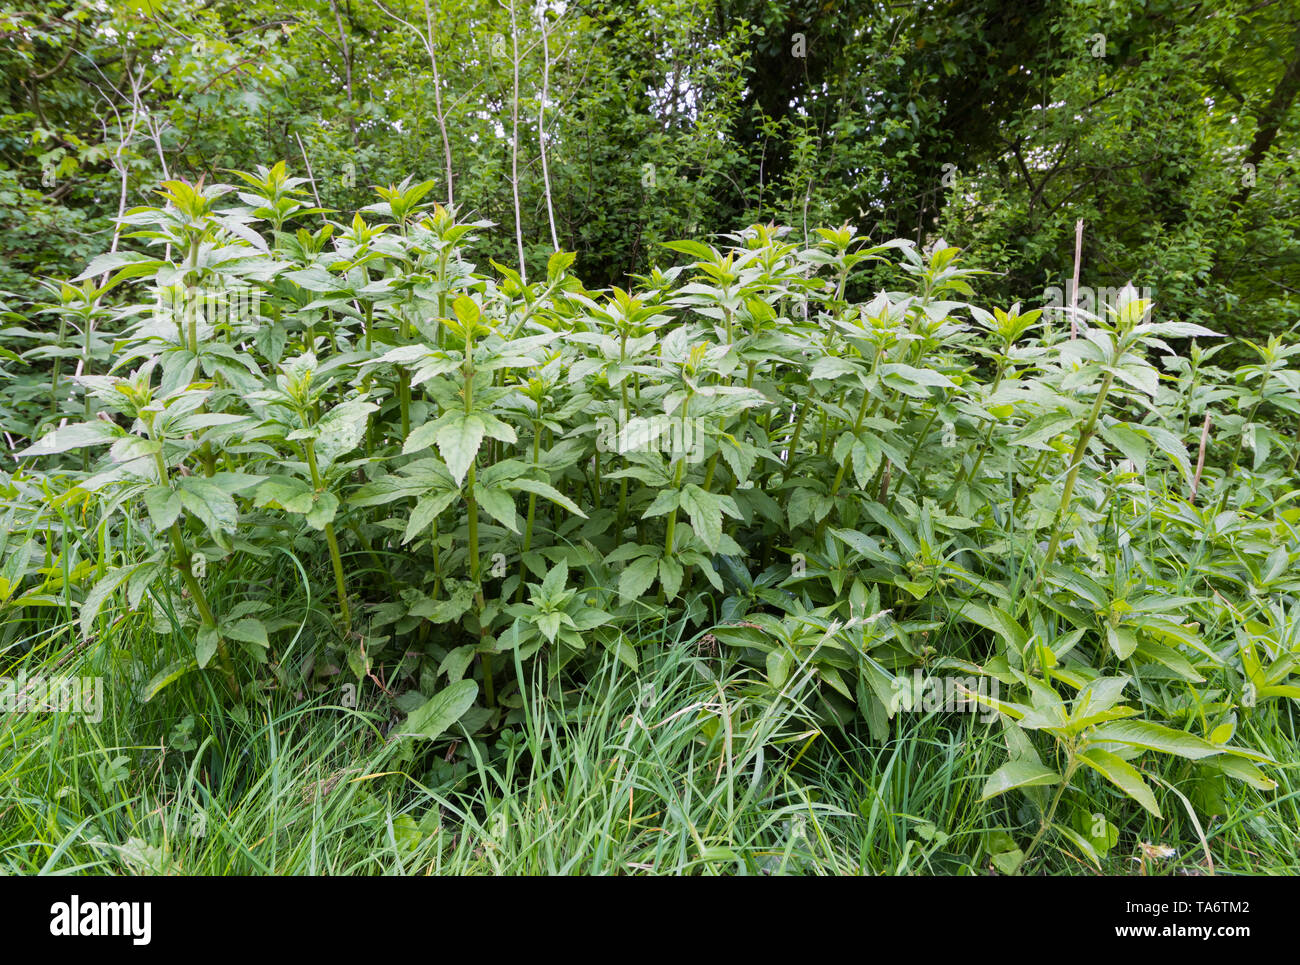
[{"left": 3, "top": 164, "right": 1297, "bottom": 869}]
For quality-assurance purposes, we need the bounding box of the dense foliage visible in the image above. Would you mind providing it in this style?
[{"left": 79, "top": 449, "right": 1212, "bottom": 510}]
[
  {"left": 3, "top": 1, "right": 1298, "bottom": 335},
  {"left": 3, "top": 164, "right": 1299, "bottom": 869},
  {"left": 1, "top": 0, "right": 1298, "bottom": 876}
]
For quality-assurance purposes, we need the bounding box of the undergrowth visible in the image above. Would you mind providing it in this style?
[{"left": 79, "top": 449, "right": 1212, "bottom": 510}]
[{"left": 2, "top": 166, "right": 1299, "bottom": 873}]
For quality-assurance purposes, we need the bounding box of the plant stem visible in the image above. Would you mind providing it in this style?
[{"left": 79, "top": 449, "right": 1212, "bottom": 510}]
[
  {"left": 517, "top": 422, "right": 541, "bottom": 603},
  {"left": 169, "top": 523, "right": 240, "bottom": 698},
  {"left": 1038, "top": 369, "right": 1114, "bottom": 579},
  {"left": 1020, "top": 753, "right": 1078, "bottom": 870},
  {"left": 152, "top": 444, "right": 239, "bottom": 696},
  {"left": 305, "top": 438, "right": 351, "bottom": 630},
  {"left": 815, "top": 388, "right": 871, "bottom": 539}
]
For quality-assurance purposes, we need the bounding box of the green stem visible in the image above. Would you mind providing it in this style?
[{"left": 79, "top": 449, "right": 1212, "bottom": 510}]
[
  {"left": 662, "top": 452, "right": 688, "bottom": 558},
  {"left": 151, "top": 443, "right": 239, "bottom": 696},
  {"left": 169, "top": 523, "right": 240, "bottom": 698},
  {"left": 1020, "top": 753, "right": 1078, "bottom": 871},
  {"left": 305, "top": 438, "right": 351, "bottom": 630},
  {"left": 1011, "top": 449, "right": 1050, "bottom": 519},
  {"left": 467, "top": 461, "right": 481, "bottom": 584},
  {"left": 398, "top": 305, "right": 412, "bottom": 437},
  {"left": 516, "top": 423, "right": 541, "bottom": 603},
  {"left": 814, "top": 388, "right": 871, "bottom": 539},
  {"left": 1038, "top": 369, "right": 1114, "bottom": 580},
  {"left": 49, "top": 313, "right": 69, "bottom": 415}
]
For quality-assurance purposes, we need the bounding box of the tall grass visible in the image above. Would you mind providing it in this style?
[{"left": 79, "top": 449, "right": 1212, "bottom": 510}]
[{"left": 4, "top": 611, "right": 1296, "bottom": 874}]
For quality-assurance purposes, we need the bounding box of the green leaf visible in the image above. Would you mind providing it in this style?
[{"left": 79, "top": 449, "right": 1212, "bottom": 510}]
[
  {"left": 177, "top": 476, "right": 239, "bottom": 536},
  {"left": 396, "top": 678, "right": 479, "bottom": 740},
  {"left": 619, "top": 555, "right": 659, "bottom": 603},
  {"left": 641, "top": 488, "right": 680, "bottom": 518},
  {"left": 314, "top": 398, "right": 377, "bottom": 465},
  {"left": 660, "top": 239, "right": 716, "bottom": 261},
  {"left": 1079, "top": 747, "right": 1161, "bottom": 817},
  {"left": 1138, "top": 322, "right": 1222, "bottom": 339},
  {"left": 1099, "top": 422, "right": 1149, "bottom": 473},
  {"left": 403, "top": 490, "right": 458, "bottom": 544},
  {"left": 990, "top": 847, "right": 1025, "bottom": 875},
  {"left": 80, "top": 567, "right": 132, "bottom": 637},
  {"left": 956, "top": 600, "right": 1028, "bottom": 651},
  {"left": 535, "top": 611, "right": 562, "bottom": 644},
  {"left": 402, "top": 419, "right": 441, "bottom": 455},
  {"left": 195, "top": 625, "right": 220, "bottom": 669},
  {"left": 658, "top": 556, "right": 684, "bottom": 600},
  {"left": 766, "top": 648, "right": 792, "bottom": 688},
  {"left": 541, "top": 558, "right": 568, "bottom": 598},
  {"left": 980, "top": 760, "right": 1061, "bottom": 800},
  {"left": 18, "top": 421, "right": 118, "bottom": 457},
  {"left": 304, "top": 491, "right": 339, "bottom": 530},
  {"left": 509, "top": 477, "right": 587, "bottom": 518},
  {"left": 144, "top": 485, "right": 182, "bottom": 532},
  {"left": 438, "top": 645, "right": 477, "bottom": 684},
  {"left": 600, "top": 633, "right": 638, "bottom": 671},
  {"left": 435, "top": 413, "right": 486, "bottom": 487},
  {"left": 547, "top": 250, "right": 576, "bottom": 280},
  {"left": 1200, "top": 755, "right": 1277, "bottom": 791},
  {"left": 1106, "top": 624, "right": 1139, "bottom": 660},
  {"left": 1089, "top": 720, "right": 1273, "bottom": 763},
  {"left": 473, "top": 483, "right": 520, "bottom": 533},
  {"left": 452, "top": 294, "right": 481, "bottom": 326},
  {"left": 254, "top": 475, "right": 314, "bottom": 512},
  {"left": 140, "top": 658, "right": 196, "bottom": 703},
  {"left": 679, "top": 484, "right": 722, "bottom": 552},
  {"left": 222, "top": 617, "right": 269, "bottom": 649}
]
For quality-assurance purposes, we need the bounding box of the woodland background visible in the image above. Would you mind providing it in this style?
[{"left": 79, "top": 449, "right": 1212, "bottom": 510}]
[{"left": 2, "top": 0, "right": 1297, "bottom": 335}]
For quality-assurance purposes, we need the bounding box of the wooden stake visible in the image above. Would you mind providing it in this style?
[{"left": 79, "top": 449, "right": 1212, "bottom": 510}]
[
  {"left": 1190, "top": 411, "right": 1212, "bottom": 504},
  {"left": 1070, "top": 218, "right": 1084, "bottom": 340}
]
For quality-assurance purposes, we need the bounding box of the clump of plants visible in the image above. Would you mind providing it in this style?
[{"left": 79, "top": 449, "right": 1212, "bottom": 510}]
[{"left": 2, "top": 164, "right": 1297, "bottom": 870}]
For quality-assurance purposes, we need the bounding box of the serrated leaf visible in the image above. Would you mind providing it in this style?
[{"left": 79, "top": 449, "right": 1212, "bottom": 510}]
[
  {"left": 473, "top": 483, "right": 519, "bottom": 533},
  {"left": 619, "top": 555, "right": 659, "bottom": 603},
  {"left": 679, "top": 484, "right": 722, "bottom": 552},
  {"left": 659, "top": 556, "right": 684, "bottom": 600},
  {"left": 144, "top": 485, "right": 182, "bottom": 531},
  {"left": 80, "top": 567, "right": 131, "bottom": 637},
  {"left": 304, "top": 491, "right": 339, "bottom": 530},
  {"left": 177, "top": 476, "right": 239, "bottom": 536},
  {"left": 435, "top": 414, "right": 485, "bottom": 487}
]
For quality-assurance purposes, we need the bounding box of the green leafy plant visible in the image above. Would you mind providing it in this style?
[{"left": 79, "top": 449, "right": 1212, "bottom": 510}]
[{"left": 3, "top": 169, "right": 1298, "bottom": 873}]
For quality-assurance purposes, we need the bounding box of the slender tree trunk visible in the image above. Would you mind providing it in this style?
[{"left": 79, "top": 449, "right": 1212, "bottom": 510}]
[
  {"left": 330, "top": 0, "right": 358, "bottom": 148},
  {"left": 1069, "top": 219, "right": 1083, "bottom": 339},
  {"left": 423, "top": 0, "right": 456, "bottom": 208},
  {"left": 507, "top": 0, "right": 527, "bottom": 280},
  {"left": 538, "top": 5, "right": 560, "bottom": 252}
]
